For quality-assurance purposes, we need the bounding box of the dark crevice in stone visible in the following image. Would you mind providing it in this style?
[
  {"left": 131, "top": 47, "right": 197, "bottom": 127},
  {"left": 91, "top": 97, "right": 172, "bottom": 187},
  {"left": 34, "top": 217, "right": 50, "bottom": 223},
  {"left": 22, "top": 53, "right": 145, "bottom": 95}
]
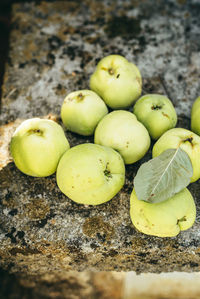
[
  {"left": 35, "top": 209, "right": 56, "bottom": 228},
  {"left": 5, "top": 227, "right": 16, "bottom": 243},
  {"left": 104, "top": 16, "right": 141, "bottom": 39},
  {"left": 137, "top": 252, "right": 147, "bottom": 257},
  {"left": 9, "top": 247, "right": 40, "bottom": 256},
  {"left": 16, "top": 230, "right": 25, "bottom": 239},
  {"left": 90, "top": 242, "right": 100, "bottom": 249},
  {"left": 8, "top": 209, "right": 18, "bottom": 216},
  {"left": 149, "top": 259, "right": 158, "bottom": 265},
  {"left": 189, "top": 261, "right": 199, "bottom": 267},
  {"left": 45, "top": 52, "right": 55, "bottom": 66},
  {"left": 47, "top": 35, "right": 64, "bottom": 50},
  {"left": 18, "top": 62, "right": 27, "bottom": 68},
  {"left": 62, "top": 45, "right": 80, "bottom": 60}
]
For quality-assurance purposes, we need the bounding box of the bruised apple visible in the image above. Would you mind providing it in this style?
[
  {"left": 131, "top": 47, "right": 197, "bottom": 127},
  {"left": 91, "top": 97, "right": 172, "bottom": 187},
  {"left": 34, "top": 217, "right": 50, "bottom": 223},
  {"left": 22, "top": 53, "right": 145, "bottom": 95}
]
[
  {"left": 61, "top": 90, "right": 108, "bottom": 136},
  {"left": 94, "top": 110, "right": 150, "bottom": 164},
  {"left": 10, "top": 118, "right": 70, "bottom": 177},
  {"left": 90, "top": 55, "right": 142, "bottom": 109},
  {"left": 56, "top": 143, "right": 125, "bottom": 205},
  {"left": 133, "top": 94, "right": 177, "bottom": 140},
  {"left": 130, "top": 188, "right": 196, "bottom": 237}
]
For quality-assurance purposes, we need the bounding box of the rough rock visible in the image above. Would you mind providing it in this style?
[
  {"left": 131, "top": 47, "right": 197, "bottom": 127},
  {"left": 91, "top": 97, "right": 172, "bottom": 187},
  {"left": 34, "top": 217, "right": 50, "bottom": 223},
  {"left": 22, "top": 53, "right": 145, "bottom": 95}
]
[{"left": 1, "top": 0, "right": 200, "bottom": 298}]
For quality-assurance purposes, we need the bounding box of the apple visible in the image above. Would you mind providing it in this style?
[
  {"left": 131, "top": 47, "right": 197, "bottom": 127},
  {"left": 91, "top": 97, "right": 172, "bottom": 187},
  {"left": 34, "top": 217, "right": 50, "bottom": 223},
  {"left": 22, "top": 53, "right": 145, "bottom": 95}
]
[
  {"left": 152, "top": 128, "right": 200, "bottom": 182},
  {"left": 133, "top": 94, "right": 177, "bottom": 140},
  {"left": 191, "top": 96, "right": 200, "bottom": 135},
  {"left": 94, "top": 110, "right": 150, "bottom": 164},
  {"left": 90, "top": 54, "right": 142, "bottom": 109},
  {"left": 130, "top": 188, "right": 196, "bottom": 237},
  {"left": 61, "top": 90, "right": 108, "bottom": 136},
  {"left": 10, "top": 118, "right": 70, "bottom": 177},
  {"left": 56, "top": 143, "right": 125, "bottom": 205}
]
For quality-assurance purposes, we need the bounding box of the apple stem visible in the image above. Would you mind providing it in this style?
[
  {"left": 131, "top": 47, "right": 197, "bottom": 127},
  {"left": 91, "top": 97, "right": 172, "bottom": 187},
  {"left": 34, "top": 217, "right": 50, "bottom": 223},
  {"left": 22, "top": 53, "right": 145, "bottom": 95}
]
[
  {"left": 28, "top": 129, "right": 43, "bottom": 136},
  {"left": 77, "top": 93, "right": 84, "bottom": 101},
  {"left": 177, "top": 215, "right": 187, "bottom": 224},
  {"left": 108, "top": 68, "right": 114, "bottom": 75},
  {"left": 104, "top": 169, "right": 112, "bottom": 178},
  {"left": 104, "top": 162, "right": 112, "bottom": 179},
  {"left": 151, "top": 105, "right": 162, "bottom": 110},
  {"left": 184, "top": 137, "right": 193, "bottom": 143}
]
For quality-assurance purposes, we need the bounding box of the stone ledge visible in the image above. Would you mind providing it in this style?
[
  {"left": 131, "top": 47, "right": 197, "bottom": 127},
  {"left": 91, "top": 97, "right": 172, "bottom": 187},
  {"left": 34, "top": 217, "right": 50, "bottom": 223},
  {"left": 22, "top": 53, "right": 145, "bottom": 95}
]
[{"left": 1, "top": 1, "right": 200, "bottom": 296}]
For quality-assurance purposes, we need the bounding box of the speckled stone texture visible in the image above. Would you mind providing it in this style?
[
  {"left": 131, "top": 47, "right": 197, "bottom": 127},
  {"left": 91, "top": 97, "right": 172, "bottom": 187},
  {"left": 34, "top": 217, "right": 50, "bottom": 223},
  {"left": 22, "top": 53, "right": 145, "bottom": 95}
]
[{"left": 0, "top": 0, "right": 200, "bottom": 297}]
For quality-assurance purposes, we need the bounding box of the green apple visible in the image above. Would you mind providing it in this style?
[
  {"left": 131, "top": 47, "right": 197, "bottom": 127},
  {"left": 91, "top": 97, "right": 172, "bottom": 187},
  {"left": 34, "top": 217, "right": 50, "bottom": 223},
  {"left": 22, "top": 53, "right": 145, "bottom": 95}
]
[
  {"left": 56, "top": 143, "right": 125, "bottom": 205},
  {"left": 191, "top": 96, "right": 200, "bottom": 135},
  {"left": 130, "top": 188, "right": 196, "bottom": 237},
  {"left": 133, "top": 94, "right": 177, "bottom": 140},
  {"left": 90, "top": 54, "right": 142, "bottom": 109},
  {"left": 61, "top": 90, "right": 108, "bottom": 136},
  {"left": 94, "top": 110, "right": 150, "bottom": 164},
  {"left": 152, "top": 128, "right": 200, "bottom": 182},
  {"left": 10, "top": 118, "right": 70, "bottom": 177}
]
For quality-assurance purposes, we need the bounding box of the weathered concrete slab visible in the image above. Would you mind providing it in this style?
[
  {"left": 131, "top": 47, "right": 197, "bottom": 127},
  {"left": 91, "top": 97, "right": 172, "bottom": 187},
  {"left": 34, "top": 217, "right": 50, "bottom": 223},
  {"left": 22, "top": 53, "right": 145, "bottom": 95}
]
[
  {"left": 1, "top": 0, "right": 200, "bottom": 125},
  {"left": 1, "top": 0, "right": 200, "bottom": 297}
]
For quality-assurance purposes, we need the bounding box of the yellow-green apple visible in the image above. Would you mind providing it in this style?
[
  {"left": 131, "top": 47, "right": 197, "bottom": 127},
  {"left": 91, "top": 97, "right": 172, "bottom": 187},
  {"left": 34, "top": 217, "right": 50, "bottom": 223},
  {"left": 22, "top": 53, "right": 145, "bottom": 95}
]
[
  {"left": 191, "top": 96, "right": 200, "bottom": 135},
  {"left": 94, "top": 110, "right": 150, "bottom": 164},
  {"left": 152, "top": 128, "right": 200, "bottom": 182},
  {"left": 10, "top": 118, "right": 70, "bottom": 177},
  {"left": 61, "top": 90, "right": 108, "bottom": 136},
  {"left": 56, "top": 143, "right": 125, "bottom": 205},
  {"left": 90, "top": 54, "right": 142, "bottom": 109},
  {"left": 133, "top": 94, "right": 177, "bottom": 140},
  {"left": 130, "top": 188, "right": 196, "bottom": 237}
]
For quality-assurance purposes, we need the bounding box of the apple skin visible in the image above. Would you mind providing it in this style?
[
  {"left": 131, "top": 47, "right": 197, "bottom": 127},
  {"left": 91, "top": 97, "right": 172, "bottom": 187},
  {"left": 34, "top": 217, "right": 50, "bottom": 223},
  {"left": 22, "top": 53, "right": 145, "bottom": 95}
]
[
  {"left": 94, "top": 110, "right": 150, "bottom": 164},
  {"left": 130, "top": 188, "right": 196, "bottom": 237},
  {"left": 191, "top": 96, "right": 200, "bottom": 135},
  {"left": 56, "top": 143, "right": 125, "bottom": 205},
  {"left": 10, "top": 118, "right": 70, "bottom": 177},
  {"left": 152, "top": 128, "right": 200, "bottom": 182},
  {"left": 90, "top": 55, "right": 142, "bottom": 109},
  {"left": 61, "top": 90, "right": 108, "bottom": 136},
  {"left": 133, "top": 94, "right": 177, "bottom": 140}
]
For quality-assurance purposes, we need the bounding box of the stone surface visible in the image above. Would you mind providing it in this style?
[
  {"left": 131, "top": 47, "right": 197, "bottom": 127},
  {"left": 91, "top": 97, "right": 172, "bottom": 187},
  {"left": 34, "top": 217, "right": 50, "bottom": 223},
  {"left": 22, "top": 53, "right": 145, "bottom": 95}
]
[
  {"left": 1, "top": 116, "right": 200, "bottom": 275},
  {"left": 1, "top": 0, "right": 200, "bottom": 125},
  {"left": 1, "top": 0, "right": 200, "bottom": 297}
]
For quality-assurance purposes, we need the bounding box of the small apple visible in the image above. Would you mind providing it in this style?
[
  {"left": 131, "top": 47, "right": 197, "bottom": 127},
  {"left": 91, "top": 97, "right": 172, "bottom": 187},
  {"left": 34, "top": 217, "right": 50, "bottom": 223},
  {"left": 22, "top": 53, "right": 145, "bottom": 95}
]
[
  {"left": 94, "top": 110, "right": 150, "bottom": 164},
  {"left": 61, "top": 90, "right": 108, "bottom": 136},
  {"left": 10, "top": 118, "right": 70, "bottom": 177},
  {"left": 152, "top": 128, "right": 200, "bottom": 182},
  {"left": 90, "top": 54, "right": 142, "bottom": 109},
  {"left": 191, "top": 96, "right": 200, "bottom": 135},
  {"left": 56, "top": 143, "right": 125, "bottom": 205},
  {"left": 130, "top": 188, "right": 196, "bottom": 237},
  {"left": 133, "top": 94, "right": 177, "bottom": 140}
]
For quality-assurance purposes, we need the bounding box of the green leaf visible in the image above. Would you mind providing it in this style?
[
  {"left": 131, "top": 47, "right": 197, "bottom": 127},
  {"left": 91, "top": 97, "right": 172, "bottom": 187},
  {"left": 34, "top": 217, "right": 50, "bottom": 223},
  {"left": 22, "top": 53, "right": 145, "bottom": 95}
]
[{"left": 134, "top": 148, "right": 193, "bottom": 203}]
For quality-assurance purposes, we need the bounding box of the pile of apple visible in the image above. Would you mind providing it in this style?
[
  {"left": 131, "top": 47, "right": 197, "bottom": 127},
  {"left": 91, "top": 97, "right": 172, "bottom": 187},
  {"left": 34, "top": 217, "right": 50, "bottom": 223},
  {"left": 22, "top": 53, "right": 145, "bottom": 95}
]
[{"left": 10, "top": 55, "right": 200, "bottom": 237}]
